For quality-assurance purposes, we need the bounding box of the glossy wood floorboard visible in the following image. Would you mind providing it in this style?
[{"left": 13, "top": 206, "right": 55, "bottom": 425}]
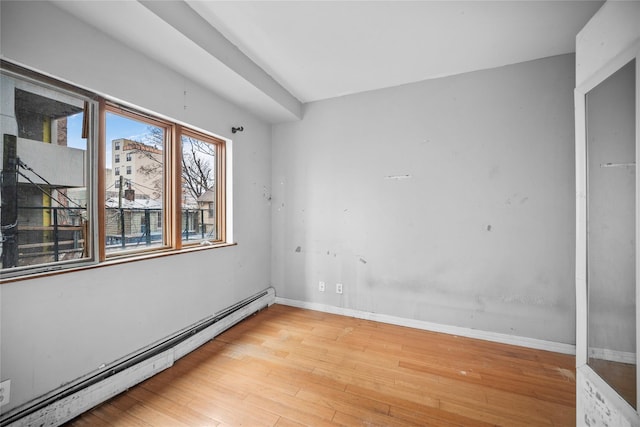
[{"left": 64, "top": 304, "right": 576, "bottom": 426}]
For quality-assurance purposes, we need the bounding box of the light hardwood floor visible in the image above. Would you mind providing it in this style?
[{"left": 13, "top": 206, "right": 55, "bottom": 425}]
[{"left": 64, "top": 304, "right": 576, "bottom": 426}]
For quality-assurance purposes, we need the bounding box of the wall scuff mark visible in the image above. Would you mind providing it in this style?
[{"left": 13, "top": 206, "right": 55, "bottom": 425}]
[
  {"left": 262, "top": 186, "right": 272, "bottom": 203},
  {"left": 505, "top": 193, "right": 529, "bottom": 205},
  {"left": 499, "top": 295, "right": 547, "bottom": 306}
]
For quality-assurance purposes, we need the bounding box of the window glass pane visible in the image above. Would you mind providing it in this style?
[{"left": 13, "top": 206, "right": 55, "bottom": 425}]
[
  {"left": 180, "top": 133, "right": 218, "bottom": 245},
  {"left": 1, "top": 72, "right": 91, "bottom": 272},
  {"left": 105, "top": 111, "right": 165, "bottom": 254}
]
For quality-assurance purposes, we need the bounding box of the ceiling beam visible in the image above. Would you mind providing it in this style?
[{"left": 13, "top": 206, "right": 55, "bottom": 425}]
[{"left": 138, "top": 0, "right": 302, "bottom": 120}]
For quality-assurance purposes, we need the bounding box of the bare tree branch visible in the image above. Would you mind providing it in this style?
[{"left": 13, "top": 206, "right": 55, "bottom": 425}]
[{"left": 132, "top": 128, "right": 215, "bottom": 203}]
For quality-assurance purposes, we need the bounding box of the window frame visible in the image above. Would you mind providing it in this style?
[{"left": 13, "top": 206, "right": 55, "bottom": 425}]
[
  {"left": 0, "top": 63, "right": 100, "bottom": 279},
  {"left": 1, "top": 61, "right": 231, "bottom": 281},
  {"left": 102, "top": 103, "right": 175, "bottom": 260},
  {"left": 178, "top": 126, "right": 227, "bottom": 247}
]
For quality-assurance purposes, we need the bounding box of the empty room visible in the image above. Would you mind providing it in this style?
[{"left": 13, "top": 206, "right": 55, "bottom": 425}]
[{"left": 1, "top": 1, "right": 639, "bottom": 426}]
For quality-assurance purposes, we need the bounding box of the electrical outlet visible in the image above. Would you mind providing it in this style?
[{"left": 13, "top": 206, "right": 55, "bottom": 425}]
[
  {"left": 0, "top": 379, "right": 10, "bottom": 407},
  {"left": 336, "top": 283, "right": 343, "bottom": 294},
  {"left": 319, "top": 281, "right": 325, "bottom": 292}
]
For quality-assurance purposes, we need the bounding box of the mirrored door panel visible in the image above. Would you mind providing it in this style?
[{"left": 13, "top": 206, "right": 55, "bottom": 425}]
[{"left": 587, "top": 58, "right": 636, "bottom": 408}]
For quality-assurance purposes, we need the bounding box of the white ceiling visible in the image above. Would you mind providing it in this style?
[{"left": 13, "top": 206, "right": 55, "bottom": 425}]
[
  {"left": 189, "top": 1, "right": 603, "bottom": 103},
  {"left": 53, "top": 0, "right": 603, "bottom": 122}
]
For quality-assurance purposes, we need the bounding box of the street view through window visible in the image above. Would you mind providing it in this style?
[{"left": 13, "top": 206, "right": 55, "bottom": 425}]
[{"left": 1, "top": 65, "right": 225, "bottom": 277}]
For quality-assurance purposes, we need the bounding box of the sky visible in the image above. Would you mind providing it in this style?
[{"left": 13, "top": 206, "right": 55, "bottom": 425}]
[{"left": 67, "top": 112, "right": 158, "bottom": 168}]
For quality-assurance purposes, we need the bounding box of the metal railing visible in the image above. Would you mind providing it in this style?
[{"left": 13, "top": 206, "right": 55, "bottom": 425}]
[
  {"left": 3, "top": 206, "right": 215, "bottom": 267},
  {"left": 105, "top": 207, "right": 214, "bottom": 250},
  {"left": 12, "top": 206, "right": 87, "bottom": 265}
]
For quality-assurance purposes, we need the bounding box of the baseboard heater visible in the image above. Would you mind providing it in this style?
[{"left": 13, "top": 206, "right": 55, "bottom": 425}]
[{"left": 0, "top": 287, "right": 276, "bottom": 427}]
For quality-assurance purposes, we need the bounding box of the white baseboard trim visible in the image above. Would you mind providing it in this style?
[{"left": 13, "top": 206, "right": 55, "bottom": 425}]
[
  {"left": 589, "top": 347, "right": 636, "bottom": 364},
  {"left": 3, "top": 288, "right": 275, "bottom": 427},
  {"left": 275, "top": 297, "right": 576, "bottom": 356}
]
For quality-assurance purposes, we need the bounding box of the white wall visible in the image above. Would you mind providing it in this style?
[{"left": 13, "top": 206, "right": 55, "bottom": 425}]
[
  {"left": 272, "top": 54, "right": 576, "bottom": 344},
  {"left": 0, "top": 1, "right": 272, "bottom": 413}
]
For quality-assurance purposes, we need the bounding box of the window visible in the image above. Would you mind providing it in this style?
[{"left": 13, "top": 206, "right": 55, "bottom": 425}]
[
  {"left": 104, "top": 108, "right": 167, "bottom": 256},
  {"left": 180, "top": 129, "right": 225, "bottom": 246},
  {"left": 0, "top": 65, "right": 94, "bottom": 274},
  {"left": 1, "top": 61, "right": 228, "bottom": 279}
]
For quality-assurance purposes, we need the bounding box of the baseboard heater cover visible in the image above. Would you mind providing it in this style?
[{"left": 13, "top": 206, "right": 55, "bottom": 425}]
[{"left": 0, "top": 287, "right": 276, "bottom": 427}]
